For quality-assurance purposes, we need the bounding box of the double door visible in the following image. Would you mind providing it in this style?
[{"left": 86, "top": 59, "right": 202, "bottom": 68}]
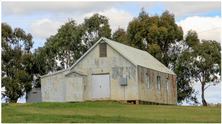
[{"left": 92, "top": 74, "right": 110, "bottom": 99}]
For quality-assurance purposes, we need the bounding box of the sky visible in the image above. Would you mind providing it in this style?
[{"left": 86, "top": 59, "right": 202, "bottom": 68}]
[{"left": 1, "top": 1, "right": 221, "bottom": 105}]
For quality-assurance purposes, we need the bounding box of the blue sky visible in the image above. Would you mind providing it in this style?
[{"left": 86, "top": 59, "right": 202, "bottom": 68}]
[{"left": 1, "top": 1, "right": 221, "bottom": 105}]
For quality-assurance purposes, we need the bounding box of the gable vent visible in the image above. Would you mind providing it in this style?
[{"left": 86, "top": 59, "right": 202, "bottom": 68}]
[{"left": 99, "top": 43, "right": 107, "bottom": 57}]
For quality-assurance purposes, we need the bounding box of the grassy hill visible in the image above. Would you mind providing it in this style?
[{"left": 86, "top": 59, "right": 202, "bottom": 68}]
[{"left": 1, "top": 100, "right": 221, "bottom": 123}]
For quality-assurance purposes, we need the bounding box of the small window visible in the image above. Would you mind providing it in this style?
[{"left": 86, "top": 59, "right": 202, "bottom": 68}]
[
  {"left": 146, "top": 73, "right": 150, "bottom": 89},
  {"left": 99, "top": 43, "right": 107, "bottom": 57},
  {"left": 157, "top": 76, "right": 161, "bottom": 91},
  {"left": 167, "top": 78, "right": 170, "bottom": 93}
]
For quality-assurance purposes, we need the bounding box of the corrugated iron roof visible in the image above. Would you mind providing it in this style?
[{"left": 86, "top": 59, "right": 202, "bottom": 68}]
[
  {"left": 103, "top": 37, "right": 176, "bottom": 75},
  {"left": 70, "top": 37, "right": 175, "bottom": 75}
]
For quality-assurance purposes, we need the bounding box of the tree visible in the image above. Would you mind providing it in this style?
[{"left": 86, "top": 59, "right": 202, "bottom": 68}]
[
  {"left": 45, "top": 19, "right": 85, "bottom": 69},
  {"left": 112, "top": 27, "right": 128, "bottom": 44},
  {"left": 191, "top": 40, "right": 221, "bottom": 106},
  {"left": 82, "top": 13, "right": 112, "bottom": 49},
  {"left": 127, "top": 17, "right": 145, "bottom": 50},
  {"left": 31, "top": 47, "right": 49, "bottom": 88},
  {"left": 1, "top": 23, "right": 33, "bottom": 103},
  {"left": 175, "top": 48, "right": 199, "bottom": 105},
  {"left": 175, "top": 30, "right": 221, "bottom": 106},
  {"left": 126, "top": 9, "right": 183, "bottom": 66}
]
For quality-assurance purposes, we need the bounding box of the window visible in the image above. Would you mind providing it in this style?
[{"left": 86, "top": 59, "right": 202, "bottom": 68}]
[
  {"left": 167, "top": 78, "right": 170, "bottom": 93},
  {"left": 146, "top": 73, "right": 150, "bottom": 89},
  {"left": 99, "top": 43, "right": 107, "bottom": 57},
  {"left": 157, "top": 76, "right": 161, "bottom": 91}
]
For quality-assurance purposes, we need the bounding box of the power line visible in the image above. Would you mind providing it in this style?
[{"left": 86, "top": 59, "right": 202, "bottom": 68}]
[{"left": 197, "top": 27, "right": 221, "bottom": 33}]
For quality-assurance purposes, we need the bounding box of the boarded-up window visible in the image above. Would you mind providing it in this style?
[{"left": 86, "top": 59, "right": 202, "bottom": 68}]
[
  {"left": 100, "top": 43, "right": 107, "bottom": 57},
  {"left": 157, "top": 76, "right": 161, "bottom": 91},
  {"left": 167, "top": 78, "right": 170, "bottom": 93},
  {"left": 146, "top": 73, "right": 150, "bottom": 89}
]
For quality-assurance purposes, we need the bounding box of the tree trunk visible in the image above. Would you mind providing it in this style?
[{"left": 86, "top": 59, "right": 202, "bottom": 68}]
[
  {"left": 202, "top": 83, "right": 207, "bottom": 106},
  {"left": 10, "top": 99, "right": 17, "bottom": 103}
]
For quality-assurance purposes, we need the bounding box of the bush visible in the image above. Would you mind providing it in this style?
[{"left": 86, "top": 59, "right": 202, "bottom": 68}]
[{"left": 2, "top": 103, "right": 9, "bottom": 107}]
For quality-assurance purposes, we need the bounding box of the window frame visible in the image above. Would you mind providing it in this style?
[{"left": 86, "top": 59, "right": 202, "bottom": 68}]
[
  {"left": 146, "top": 73, "right": 150, "bottom": 89},
  {"left": 167, "top": 78, "right": 170, "bottom": 93},
  {"left": 157, "top": 76, "right": 161, "bottom": 91}
]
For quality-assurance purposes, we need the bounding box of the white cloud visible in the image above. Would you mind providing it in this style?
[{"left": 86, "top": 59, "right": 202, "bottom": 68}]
[
  {"left": 2, "top": 2, "right": 124, "bottom": 16},
  {"left": 96, "top": 7, "right": 134, "bottom": 33},
  {"left": 29, "top": 8, "right": 134, "bottom": 40},
  {"left": 162, "top": 2, "right": 221, "bottom": 17},
  {"left": 29, "top": 18, "right": 63, "bottom": 39},
  {"left": 177, "top": 16, "right": 221, "bottom": 42},
  {"left": 73, "top": 7, "right": 134, "bottom": 33}
]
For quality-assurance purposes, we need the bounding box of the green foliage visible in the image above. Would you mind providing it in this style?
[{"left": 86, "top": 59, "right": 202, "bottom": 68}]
[
  {"left": 2, "top": 102, "right": 221, "bottom": 123},
  {"left": 175, "top": 30, "right": 221, "bottom": 106},
  {"left": 83, "top": 13, "right": 112, "bottom": 49},
  {"left": 185, "top": 30, "right": 200, "bottom": 47},
  {"left": 1, "top": 23, "right": 34, "bottom": 102},
  {"left": 147, "top": 43, "right": 162, "bottom": 61},
  {"left": 126, "top": 9, "right": 183, "bottom": 66},
  {"left": 191, "top": 40, "right": 221, "bottom": 106},
  {"left": 40, "top": 13, "right": 112, "bottom": 73},
  {"left": 46, "top": 19, "right": 85, "bottom": 69},
  {"left": 112, "top": 27, "right": 128, "bottom": 44},
  {"left": 175, "top": 49, "right": 199, "bottom": 104}
]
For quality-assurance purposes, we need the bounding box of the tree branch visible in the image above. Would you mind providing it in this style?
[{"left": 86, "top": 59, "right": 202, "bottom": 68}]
[{"left": 204, "top": 84, "right": 211, "bottom": 90}]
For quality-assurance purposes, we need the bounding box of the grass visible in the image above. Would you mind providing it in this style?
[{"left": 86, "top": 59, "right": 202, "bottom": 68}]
[
  {"left": 1, "top": 103, "right": 9, "bottom": 107},
  {"left": 1, "top": 101, "right": 221, "bottom": 123}
]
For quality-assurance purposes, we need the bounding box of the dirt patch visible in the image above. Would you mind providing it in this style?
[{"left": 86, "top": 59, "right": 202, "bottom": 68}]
[
  {"left": 16, "top": 116, "right": 24, "bottom": 118},
  {"left": 9, "top": 103, "right": 32, "bottom": 106}
]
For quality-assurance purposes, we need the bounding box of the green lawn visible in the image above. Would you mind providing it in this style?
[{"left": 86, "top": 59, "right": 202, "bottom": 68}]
[{"left": 1, "top": 101, "right": 221, "bottom": 123}]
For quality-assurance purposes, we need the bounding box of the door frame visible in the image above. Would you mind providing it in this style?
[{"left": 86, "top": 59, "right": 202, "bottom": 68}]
[{"left": 91, "top": 73, "right": 111, "bottom": 99}]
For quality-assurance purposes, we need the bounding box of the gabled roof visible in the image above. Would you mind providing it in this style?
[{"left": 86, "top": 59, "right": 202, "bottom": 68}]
[{"left": 70, "top": 37, "right": 176, "bottom": 75}]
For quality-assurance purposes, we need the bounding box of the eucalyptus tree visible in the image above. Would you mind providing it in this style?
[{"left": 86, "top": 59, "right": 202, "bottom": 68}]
[
  {"left": 82, "top": 13, "right": 112, "bottom": 49},
  {"left": 1, "top": 23, "right": 33, "bottom": 103},
  {"left": 175, "top": 30, "right": 221, "bottom": 106},
  {"left": 127, "top": 9, "right": 183, "bottom": 66},
  {"left": 45, "top": 19, "right": 85, "bottom": 69},
  {"left": 112, "top": 27, "right": 128, "bottom": 44}
]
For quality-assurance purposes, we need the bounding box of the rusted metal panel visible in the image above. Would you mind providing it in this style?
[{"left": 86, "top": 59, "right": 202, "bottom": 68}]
[{"left": 138, "top": 66, "right": 177, "bottom": 105}]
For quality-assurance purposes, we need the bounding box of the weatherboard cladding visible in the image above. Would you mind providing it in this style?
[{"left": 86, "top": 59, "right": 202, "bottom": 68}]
[{"left": 70, "top": 37, "right": 175, "bottom": 75}]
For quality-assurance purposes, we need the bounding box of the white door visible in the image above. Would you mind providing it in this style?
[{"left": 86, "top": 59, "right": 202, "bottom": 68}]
[{"left": 92, "top": 75, "right": 110, "bottom": 99}]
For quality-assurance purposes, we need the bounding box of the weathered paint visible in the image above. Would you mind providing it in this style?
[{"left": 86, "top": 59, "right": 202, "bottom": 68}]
[
  {"left": 66, "top": 74, "right": 84, "bottom": 102},
  {"left": 138, "top": 66, "right": 177, "bottom": 105},
  {"left": 71, "top": 42, "right": 138, "bottom": 101},
  {"left": 41, "top": 38, "right": 177, "bottom": 104},
  {"left": 41, "top": 70, "right": 69, "bottom": 102},
  {"left": 26, "top": 88, "right": 42, "bottom": 103}
]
